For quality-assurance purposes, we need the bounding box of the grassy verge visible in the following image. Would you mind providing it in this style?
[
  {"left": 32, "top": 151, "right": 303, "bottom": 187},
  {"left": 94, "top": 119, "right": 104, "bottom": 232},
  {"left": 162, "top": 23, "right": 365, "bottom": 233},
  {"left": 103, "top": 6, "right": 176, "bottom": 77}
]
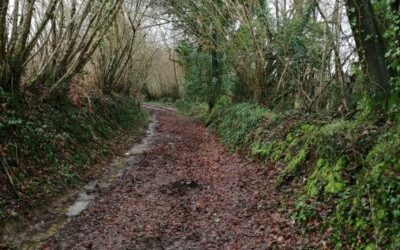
[
  {"left": 0, "top": 94, "right": 147, "bottom": 225},
  {"left": 179, "top": 100, "right": 400, "bottom": 249}
]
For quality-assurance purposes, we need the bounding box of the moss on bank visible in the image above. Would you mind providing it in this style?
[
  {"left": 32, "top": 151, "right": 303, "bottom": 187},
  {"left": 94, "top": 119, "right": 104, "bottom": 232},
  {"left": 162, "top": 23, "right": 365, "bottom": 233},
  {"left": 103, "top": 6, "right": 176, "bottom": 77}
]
[
  {"left": 0, "top": 94, "right": 147, "bottom": 224},
  {"left": 179, "top": 101, "right": 400, "bottom": 249}
]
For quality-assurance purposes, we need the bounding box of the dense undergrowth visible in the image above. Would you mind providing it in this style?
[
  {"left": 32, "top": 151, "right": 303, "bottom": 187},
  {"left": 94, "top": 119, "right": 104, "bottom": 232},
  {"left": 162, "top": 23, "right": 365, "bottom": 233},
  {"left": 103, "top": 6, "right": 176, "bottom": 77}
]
[
  {"left": 0, "top": 91, "right": 147, "bottom": 225},
  {"left": 178, "top": 100, "right": 399, "bottom": 249}
]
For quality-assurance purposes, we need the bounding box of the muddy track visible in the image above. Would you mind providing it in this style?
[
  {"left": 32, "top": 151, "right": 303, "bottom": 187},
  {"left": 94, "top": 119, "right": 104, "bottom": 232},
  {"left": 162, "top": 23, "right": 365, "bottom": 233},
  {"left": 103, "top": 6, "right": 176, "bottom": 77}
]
[{"left": 43, "top": 105, "right": 308, "bottom": 249}]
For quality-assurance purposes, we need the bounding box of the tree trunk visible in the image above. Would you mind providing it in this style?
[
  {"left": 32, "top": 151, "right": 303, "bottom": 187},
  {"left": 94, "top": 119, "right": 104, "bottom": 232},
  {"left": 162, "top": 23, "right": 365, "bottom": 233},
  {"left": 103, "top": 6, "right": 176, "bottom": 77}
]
[
  {"left": 2, "top": 62, "right": 22, "bottom": 96},
  {"left": 345, "top": 0, "right": 391, "bottom": 97},
  {"left": 209, "top": 28, "right": 221, "bottom": 111},
  {"left": 0, "top": 0, "right": 8, "bottom": 62}
]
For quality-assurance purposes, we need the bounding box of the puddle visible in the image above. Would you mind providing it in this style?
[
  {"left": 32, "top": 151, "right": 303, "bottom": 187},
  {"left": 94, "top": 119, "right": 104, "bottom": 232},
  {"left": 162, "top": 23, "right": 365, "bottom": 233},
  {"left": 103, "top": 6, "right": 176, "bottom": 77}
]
[
  {"left": 66, "top": 193, "right": 95, "bottom": 217},
  {"left": 1, "top": 111, "right": 158, "bottom": 249},
  {"left": 124, "top": 112, "right": 157, "bottom": 157},
  {"left": 64, "top": 112, "right": 157, "bottom": 219}
]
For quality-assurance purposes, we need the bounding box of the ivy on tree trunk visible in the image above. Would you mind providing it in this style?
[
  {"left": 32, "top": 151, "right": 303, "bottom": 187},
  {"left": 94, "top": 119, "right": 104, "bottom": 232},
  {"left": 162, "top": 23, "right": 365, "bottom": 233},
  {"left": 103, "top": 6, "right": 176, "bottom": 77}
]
[{"left": 345, "top": 0, "right": 392, "bottom": 99}]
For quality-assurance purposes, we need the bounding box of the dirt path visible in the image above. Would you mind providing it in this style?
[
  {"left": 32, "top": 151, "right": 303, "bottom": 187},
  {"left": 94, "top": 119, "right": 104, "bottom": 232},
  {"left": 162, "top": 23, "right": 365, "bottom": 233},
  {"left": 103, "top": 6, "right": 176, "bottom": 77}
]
[{"left": 44, "top": 105, "right": 307, "bottom": 249}]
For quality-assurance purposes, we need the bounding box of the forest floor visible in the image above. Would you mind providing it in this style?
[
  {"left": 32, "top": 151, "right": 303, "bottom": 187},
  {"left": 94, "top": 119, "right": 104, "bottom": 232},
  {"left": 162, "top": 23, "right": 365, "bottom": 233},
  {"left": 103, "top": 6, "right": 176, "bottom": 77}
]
[{"left": 40, "top": 104, "right": 313, "bottom": 249}]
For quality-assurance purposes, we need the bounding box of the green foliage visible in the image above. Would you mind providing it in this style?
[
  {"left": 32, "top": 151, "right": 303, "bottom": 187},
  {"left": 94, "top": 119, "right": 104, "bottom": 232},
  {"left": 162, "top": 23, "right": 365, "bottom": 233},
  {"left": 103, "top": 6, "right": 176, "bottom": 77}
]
[
  {"left": 333, "top": 127, "right": 400, "bottom": 248},
  {"left": 0, "top": 97, "right": 147, "bottom": 223},
  {"left": 211, "top": 103, "right": 275, "bottom": 149},
  {"left": 176, "top": 100, "right": 210, "bottom": 122},
  {"left": 292, "top": 197, "right": 318, "bottom": 224},
  {"left": 306, "top": 158, "right": 346, "bottom": 197},
  {"left": 375, "top": 1, "right": 400, "bottom": 91},
  {"left": 372, "top": 0, "right": 400, "bottom": 115},
  {"left": 177, "top": 41, "right": 237, "bottom": 109},
  {"left": 251, "top": 121, "right": 319, "bottom": 183},
  {"left": 356, "top": 94, "right": 375, "bottom": 120},
  {"left": 205, "top": 102, "right": 399, "bottom": 248},
  {"left": 287, "top": 120, "right": 398, "bottom": 249},
  {"left": 274, "top": 17, "right": 326, "bottom": 72},
  {"left": 177, "top": 43, "right": 213, "bottom": 104},
  {"left": 383, "top": 8, "right": 400, "bottom": 116}
]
